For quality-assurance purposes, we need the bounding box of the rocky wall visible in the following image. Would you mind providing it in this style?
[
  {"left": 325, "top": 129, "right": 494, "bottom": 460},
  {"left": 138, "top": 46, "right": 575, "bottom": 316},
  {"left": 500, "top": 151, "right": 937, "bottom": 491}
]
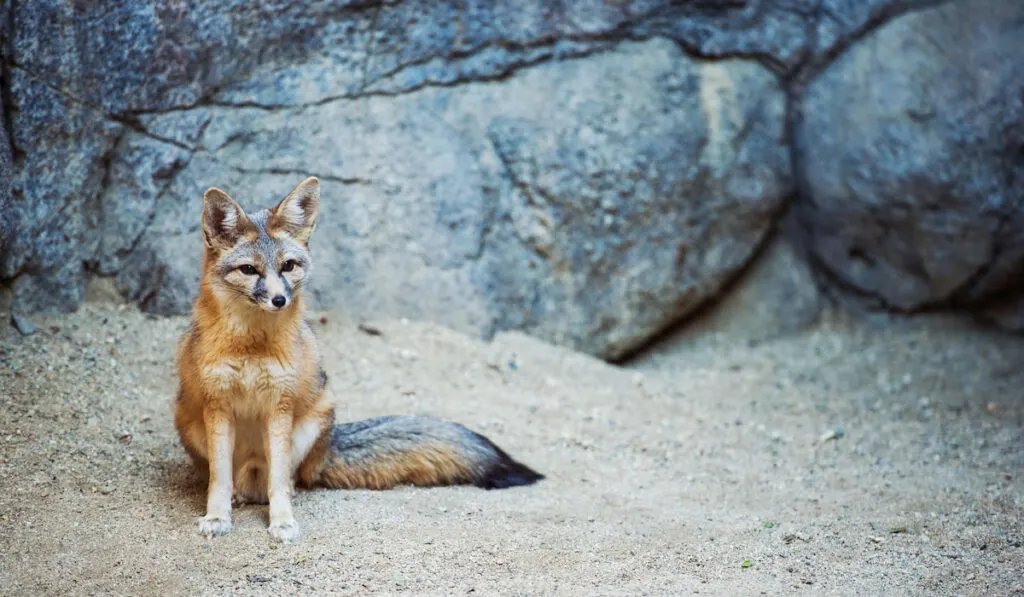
[{"left": 1, "top": 0, "right": 1021, "bottom": 360}]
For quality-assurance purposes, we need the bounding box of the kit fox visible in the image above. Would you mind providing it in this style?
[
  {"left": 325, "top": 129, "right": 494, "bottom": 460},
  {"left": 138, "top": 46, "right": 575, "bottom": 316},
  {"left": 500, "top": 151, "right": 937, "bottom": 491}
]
[{"left": 175, "top": 176, "right": 543, "bottom": 543}]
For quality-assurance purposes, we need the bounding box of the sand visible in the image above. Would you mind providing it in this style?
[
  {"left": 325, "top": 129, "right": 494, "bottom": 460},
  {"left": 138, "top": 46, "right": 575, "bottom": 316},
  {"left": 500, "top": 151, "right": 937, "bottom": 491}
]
[{"left": 1, "top": 286, "right": 1021, "bottom": 596}]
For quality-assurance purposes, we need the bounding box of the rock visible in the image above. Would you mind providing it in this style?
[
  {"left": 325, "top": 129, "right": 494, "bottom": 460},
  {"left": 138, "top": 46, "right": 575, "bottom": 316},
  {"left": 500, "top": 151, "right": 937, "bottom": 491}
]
[
  {"left": 2, "top": 69, "right": 123, "bottom": 312},
  {"left": 795, "top": 0, "right": 1024, "bottom": 315},
  {"left": 0, "top": 0, "right": 8, "bottom": 252},
  {"left": 977, "top": 292, "right": 1024, "bottom": 332},
  {"left": 10, "top": 313, "right": 38, "bottom": 336},
  {"left": 0, "top": 92, "right": 11, "bottom": 256},
  {"left": 9, "top": 1, "right": 923, "bottom": 115},
  {"left": 7, "top": 0, "right": 1021, "bottom": 357},
  {"left": 654, "top": 232, "right": 824, "bottom": 348},
  {"left": 113, "top": 154, "right": 219, "bottom": 315},
  {"left": 636, "top": 0, "right": 931, "bottom": 71},
  {"left": 476, "top": 46, "right": 791, "bottom": 359},
  {"left": 5, "top": 0, "right": 797, "bottom": 332},
  {"left": 119, "top": 39, "right": 790, "bottom": 359},
  {"left": 94, "top": 134, "right": 192, "bottom": 275}
]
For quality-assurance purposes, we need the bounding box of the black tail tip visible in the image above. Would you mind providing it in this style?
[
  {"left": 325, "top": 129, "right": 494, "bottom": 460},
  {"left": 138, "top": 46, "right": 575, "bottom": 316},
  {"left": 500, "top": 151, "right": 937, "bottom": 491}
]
[
  {"left": 471, "top": 434, "right": 545, "bottom": 490},
  {"left": 464, "top": 429, "right": 544, "bottom": 490},
  {"left": 478, "top": 458, "right": 545, "bottom": 490}
]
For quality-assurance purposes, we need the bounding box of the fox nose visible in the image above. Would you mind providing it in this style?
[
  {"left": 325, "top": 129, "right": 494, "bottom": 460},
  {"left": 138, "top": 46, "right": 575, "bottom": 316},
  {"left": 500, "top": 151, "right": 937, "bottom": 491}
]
[{"left": 271, "top": 295, "right": 287, "bottom": 308}]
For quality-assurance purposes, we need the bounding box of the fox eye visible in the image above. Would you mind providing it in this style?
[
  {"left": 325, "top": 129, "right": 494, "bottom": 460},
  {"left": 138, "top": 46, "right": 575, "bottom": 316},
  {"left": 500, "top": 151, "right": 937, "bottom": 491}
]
[
  {"left": 281, "top": 260, "right": 296, "bottom": 273},
  {"left": 238, "top": 264, "right": 259, "bottom": 276}
]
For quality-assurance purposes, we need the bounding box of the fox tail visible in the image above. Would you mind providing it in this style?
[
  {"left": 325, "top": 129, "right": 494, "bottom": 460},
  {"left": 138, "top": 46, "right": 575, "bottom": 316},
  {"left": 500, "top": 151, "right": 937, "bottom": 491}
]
[{"left": 314, "top": 416, "right": 544, "bottom": 491}]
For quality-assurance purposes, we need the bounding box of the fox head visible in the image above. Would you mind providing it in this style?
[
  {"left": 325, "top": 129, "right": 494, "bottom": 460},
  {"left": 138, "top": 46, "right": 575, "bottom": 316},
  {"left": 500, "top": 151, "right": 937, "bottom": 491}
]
[{"left": 200, "top": 177, "right": 320, "bottom": 313}]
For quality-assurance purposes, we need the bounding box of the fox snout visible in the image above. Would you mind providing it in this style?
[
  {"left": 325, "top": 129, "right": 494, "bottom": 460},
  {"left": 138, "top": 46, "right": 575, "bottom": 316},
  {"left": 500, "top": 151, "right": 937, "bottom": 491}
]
[{"left": 253, "top": 271, "right": 293, "bottom": 311}]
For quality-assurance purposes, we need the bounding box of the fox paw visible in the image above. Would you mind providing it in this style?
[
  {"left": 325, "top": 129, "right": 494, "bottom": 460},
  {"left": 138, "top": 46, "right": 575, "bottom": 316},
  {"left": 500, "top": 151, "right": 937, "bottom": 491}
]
[
  {"left": 267, "top": 519, "right": 300, "bottom": 543},
  {"left": 198, "top": 515, "right": 232, "bottom": 538}
]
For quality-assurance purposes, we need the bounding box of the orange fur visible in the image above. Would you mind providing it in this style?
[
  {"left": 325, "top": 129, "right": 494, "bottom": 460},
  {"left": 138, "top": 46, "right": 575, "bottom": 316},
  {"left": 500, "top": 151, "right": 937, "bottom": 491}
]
[
  {"left": 175, "top": 177, "right": 333, "bottom": 542},
  {"left": 315, "top": 443, "right": 476, "bottom": 490}
]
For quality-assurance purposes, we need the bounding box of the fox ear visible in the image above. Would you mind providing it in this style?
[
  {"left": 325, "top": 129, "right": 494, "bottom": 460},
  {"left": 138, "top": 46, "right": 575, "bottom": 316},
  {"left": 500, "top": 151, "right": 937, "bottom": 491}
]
[
  {"left": 202, "top": 188, "right": 251, "bottom": 250},
  {"left": 270, "top": 176, "right": 319, "bottom": 244}
]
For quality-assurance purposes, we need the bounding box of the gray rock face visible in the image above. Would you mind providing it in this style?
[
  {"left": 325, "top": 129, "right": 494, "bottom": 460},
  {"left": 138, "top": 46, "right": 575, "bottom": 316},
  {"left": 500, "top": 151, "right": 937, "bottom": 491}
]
[
  {"left": 478, "top": 51, "right": 790, "bottom": 358},
  {"left": 8, "top": 0, "right": 933, "bottom": 117},
  {"left": 4, "top": 0, "right": 1024, "bottom": 359},
  {"left": 0, "top": 94, "right": 11, "bottom": 256},
  {"left": 795, "top": 0, "right": 1024, "bottom": 315},
  {"left": 666, "top": 233, "right": 825, "bottom": 347},
  {"left": 112, "top": 40, "right": 791, "bottom": 359},
  {"left": 2, "top": 68, "right": 124, "bottom": 311}
]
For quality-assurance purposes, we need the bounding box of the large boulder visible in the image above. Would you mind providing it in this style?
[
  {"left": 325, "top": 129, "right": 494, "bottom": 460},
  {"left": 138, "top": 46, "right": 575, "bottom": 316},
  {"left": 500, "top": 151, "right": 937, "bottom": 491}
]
[
  {"left": 114, "top": 39, "right": 791, "bottom": 360},
  {"left": 0, "top": 94, "right": 10, "bottom": 258},
  {"left": 9, "top": 0, "right": 1021, "bottom": 359},
  {"left": 476, "top": 51, "right": 790, "bottom": 358},
  {"left": 4, "top": 1, "right": 805, "bottom": 360},
  {"left": 794, "top": 0, "right": 1024, "bottom": 318},
  {"left": 1, "top": 70, "right": 124, "bottom": 311},
  {"left": 658, "top": 231, "right": 826, "bottom": 349}
]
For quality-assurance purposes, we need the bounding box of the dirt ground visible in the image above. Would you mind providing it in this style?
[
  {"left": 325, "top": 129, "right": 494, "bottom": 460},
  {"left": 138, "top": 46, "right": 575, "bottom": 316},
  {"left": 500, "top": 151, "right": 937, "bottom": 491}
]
[{"left": 1, "top": 283, "right": 1022, "bottom": 596}]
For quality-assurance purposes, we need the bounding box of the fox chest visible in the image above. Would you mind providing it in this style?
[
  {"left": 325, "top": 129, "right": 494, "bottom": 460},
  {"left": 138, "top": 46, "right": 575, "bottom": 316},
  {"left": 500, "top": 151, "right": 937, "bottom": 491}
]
[{"left": 202, "top": 358, "right": 300, "bottom": 407}]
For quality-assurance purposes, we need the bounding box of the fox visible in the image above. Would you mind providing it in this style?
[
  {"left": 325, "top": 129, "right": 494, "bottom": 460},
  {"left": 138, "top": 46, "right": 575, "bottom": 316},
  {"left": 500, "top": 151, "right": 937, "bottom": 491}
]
[{"left": 174, "top": 176, "right": 543, "bottom": 543}]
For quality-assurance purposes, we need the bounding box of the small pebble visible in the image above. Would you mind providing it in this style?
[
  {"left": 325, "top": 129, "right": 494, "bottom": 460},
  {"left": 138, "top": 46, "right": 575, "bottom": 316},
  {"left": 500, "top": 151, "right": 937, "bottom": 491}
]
[
  {"left": 818, "top": 426, "right": 846, "bottom": 444},
  {"left": 358, "top": 322, "right": 382, "bottom": 336}
]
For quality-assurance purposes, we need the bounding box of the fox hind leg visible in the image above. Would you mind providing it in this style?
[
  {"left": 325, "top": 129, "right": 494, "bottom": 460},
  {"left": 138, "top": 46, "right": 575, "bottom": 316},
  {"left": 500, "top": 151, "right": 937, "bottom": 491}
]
[
  {"left": 232, "top": 461, "right": 269, "bottom": 505},
  {"left": 290, "top": 408, "right": 332, "bottom": 475}
]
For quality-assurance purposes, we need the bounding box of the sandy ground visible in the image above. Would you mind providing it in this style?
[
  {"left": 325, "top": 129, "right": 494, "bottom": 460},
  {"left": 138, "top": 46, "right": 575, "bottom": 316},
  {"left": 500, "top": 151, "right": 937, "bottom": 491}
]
[{"left": 0, "top": 285, "right": 1022, "bottom": 596}]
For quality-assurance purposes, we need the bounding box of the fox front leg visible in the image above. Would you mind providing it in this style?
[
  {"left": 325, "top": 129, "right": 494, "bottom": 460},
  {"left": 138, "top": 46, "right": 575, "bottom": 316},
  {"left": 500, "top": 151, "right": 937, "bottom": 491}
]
[
  {"left": 265, "top": 410, "right": 300, "bottom": 543},
  {"left": 198, "top": 412, "right": 235, "bottom": 537}
]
